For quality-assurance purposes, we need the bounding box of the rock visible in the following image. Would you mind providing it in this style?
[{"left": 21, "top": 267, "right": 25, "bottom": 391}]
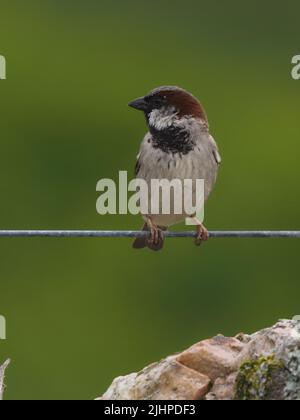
[
  {"left": 99, "top": 357, "right": 211, "bottom": 400},
  {"left": 98, "top": 320, "right": 300, "bottom": 400},
  {"left": 235, "top": 319, "right": 300, "bottom": 400},
  {"left": 177, "top": 335, "right": 244, "bottom": 381},
  {"left": 206, "top": 373, "right": 238, "bottom": 400}
]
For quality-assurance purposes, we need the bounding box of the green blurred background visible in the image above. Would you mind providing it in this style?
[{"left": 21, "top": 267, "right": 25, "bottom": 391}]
[{"left": 0, "top": 0, "right": 299, "bottom": 400}]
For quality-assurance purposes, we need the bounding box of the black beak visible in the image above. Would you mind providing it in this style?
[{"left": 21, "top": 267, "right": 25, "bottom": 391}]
[{"left": 128, "top": 97, "right": 148, "bottom": 112}]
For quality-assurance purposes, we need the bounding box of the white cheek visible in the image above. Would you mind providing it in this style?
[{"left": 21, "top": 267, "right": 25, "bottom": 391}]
[
  {"left": 149, "top": 107, "right": 178, "bottom": 130},
  {"left": 148, "top": 107, "right": 198, "bottom": 133},
  {"left": 148, "top": 109, "right": 162, "bottom": 128}
]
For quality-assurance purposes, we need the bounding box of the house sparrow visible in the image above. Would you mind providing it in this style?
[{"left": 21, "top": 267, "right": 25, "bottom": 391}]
[{"left": 129, "top": 86, "right": 221, "bottom": 251}]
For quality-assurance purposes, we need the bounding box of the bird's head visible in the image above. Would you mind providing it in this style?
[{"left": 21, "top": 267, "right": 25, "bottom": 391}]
[{"left": 129, "top": 86, "right": 208, "bottom": 132}]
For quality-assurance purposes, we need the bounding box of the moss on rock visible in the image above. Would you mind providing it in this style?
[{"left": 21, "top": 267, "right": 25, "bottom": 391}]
[{"left": 235, "top": 355, "right": 284, "bottom": 400}]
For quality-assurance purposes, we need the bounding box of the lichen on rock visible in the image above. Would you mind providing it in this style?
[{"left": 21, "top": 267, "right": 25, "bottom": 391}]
[{"left": 235, "top": 355, "right": 284, "bottom": 400}]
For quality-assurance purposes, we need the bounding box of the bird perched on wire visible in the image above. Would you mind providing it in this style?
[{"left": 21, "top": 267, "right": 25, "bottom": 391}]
[{"left": 129, "top": 86, "right": 221, "bottom": 251}]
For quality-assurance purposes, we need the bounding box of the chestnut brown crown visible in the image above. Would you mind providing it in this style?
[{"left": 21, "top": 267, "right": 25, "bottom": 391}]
[{"left": 129, "top": 86, "right": 208, "bottom": 123}]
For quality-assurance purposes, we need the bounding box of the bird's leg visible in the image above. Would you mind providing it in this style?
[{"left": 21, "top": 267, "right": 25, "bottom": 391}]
[
  {"left": 193, "top": 218, "right": 209, "bottom": 246},
  {"left": 146, "top": 217, "right": 164, "bottom": 247}
]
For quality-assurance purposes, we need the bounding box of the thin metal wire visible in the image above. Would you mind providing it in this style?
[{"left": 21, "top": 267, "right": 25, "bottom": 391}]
[{"left": 0, "top": 230, "right": 299, "bottom": 238}]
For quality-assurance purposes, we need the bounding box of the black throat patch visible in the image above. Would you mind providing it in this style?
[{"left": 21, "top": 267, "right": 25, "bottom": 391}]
[{"left": 149, "top": 125, "right": 195, "bottom": 155}]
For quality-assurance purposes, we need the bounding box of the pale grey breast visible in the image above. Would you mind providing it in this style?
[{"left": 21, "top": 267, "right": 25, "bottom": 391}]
[{"left": 135, "top": 126, "right": 221, "bottom": 226}]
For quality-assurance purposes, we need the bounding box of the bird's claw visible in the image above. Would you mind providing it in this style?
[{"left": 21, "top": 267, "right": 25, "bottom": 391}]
[
  {"left": 195, "top": 224, "right": 209, "bottom": 246},
  {"left": 147, "top": 225, "right": 165, "bottom": 247}
]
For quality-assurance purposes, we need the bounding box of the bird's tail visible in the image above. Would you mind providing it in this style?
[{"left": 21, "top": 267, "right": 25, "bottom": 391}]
[{"left": 133, "top": 223, "right": 166, "bottom": 252}]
